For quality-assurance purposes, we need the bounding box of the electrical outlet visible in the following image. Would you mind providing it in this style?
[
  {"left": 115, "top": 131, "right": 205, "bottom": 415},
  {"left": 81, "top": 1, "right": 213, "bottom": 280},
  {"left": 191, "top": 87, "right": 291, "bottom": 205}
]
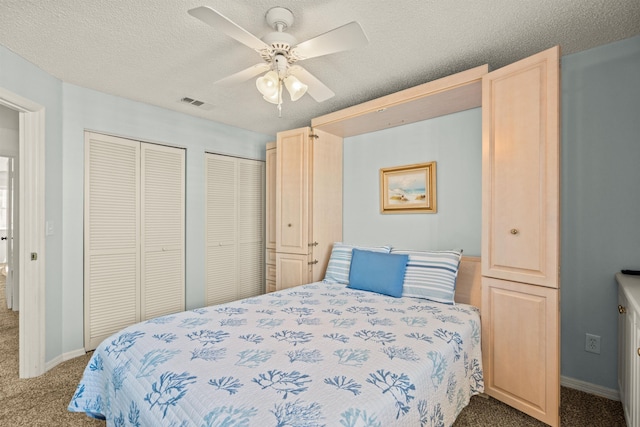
[{"left": 585, "top": 333, "right": 601, "bottom": 354}]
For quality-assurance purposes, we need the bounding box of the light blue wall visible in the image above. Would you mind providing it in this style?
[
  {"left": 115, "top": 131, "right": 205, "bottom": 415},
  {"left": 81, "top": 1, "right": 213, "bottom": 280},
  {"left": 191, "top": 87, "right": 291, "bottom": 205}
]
[
  {"left": 560, "top": 35, "right": 640, "bottom": 391},
  {"left": 61, "top": 85, "right": 273, "bottom": 354},
  {"left": 343, "top": 108, "right": 482, "bottom": 255},
  {"left": 1, "top": 45, "right": 273, "bottom": 361},
  {"left": 343, "top": 35, "right": 640, "bottom": 392}
]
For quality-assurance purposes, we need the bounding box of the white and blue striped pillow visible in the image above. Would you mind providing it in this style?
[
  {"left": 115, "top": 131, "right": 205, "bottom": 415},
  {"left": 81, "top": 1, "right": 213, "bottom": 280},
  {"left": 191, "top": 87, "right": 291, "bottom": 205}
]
[
  {"left": 323, "top": 243, "right": 392, "bottom": 285},
  {"left": 391, "top": 249, "right": 463, "bottom": 304}
]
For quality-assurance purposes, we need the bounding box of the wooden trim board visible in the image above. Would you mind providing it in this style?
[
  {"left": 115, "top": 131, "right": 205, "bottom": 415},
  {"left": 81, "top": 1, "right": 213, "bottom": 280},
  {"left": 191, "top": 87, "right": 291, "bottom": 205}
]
[{"left": 312, "top": 65, "right": 488, "bottom": 138}]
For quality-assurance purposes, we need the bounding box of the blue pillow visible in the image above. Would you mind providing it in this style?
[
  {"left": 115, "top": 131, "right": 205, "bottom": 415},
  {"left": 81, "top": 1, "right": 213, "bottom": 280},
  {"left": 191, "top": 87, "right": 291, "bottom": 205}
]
[
  {"left": 347, "top": 249, "right": 409, "bottom": 297},
  {"left": 323, "top": 243, "right": 392, "bottom": 285}
]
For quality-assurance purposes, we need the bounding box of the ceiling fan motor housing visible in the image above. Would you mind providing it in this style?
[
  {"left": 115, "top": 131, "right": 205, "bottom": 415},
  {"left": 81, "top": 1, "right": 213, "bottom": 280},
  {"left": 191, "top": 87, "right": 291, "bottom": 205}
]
[
  {"left": 261, "top": 7, "right": 298, "bottom": 65},
  {"left": 265, "top": 7, "right": 294, "bottom": 31}
]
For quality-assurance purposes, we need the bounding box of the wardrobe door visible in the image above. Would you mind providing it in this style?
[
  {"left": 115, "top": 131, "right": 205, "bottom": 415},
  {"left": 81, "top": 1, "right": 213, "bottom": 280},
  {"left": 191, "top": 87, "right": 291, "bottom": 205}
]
[
  {"left": 265, "top": 143, "right": 277, "bottom": 251},
  {"left": 481, "top": 46, "right": 560, "bottom": 427},
  {"left": 276, "top": 127, "right": 310, "bottom": 256},
  {"left": 310, "top": 128, "right": 343, "bottom": 282},
  {"left": 265, "top": 142, "right": 277, "bottom": 293},
  {"left": 482, "top": 46, "right": 560, "bottom": 288},
  {"left": 205, "top": 154, "right": 238, "bottom": 306},
  {"left": 84, "top": 132, "right": 140, "bottom": 350},
  {"left": 140, "top": 143, "right": 185, "bottom": 320},
  {"left": 205, "top": 154, "right": 265, "bottom": 305},
  {"left": 482, "top": 277, "right": 559, "bottom": 426},
  {"left": 237, "top": 158, "right": 265, "bottom": 299}
]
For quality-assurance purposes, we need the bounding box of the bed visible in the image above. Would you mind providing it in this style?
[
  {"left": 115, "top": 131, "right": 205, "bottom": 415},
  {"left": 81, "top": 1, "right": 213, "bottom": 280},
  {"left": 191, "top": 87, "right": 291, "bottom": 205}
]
[{"left": 69, "top": 247, "right": 483, "bottom": 426}]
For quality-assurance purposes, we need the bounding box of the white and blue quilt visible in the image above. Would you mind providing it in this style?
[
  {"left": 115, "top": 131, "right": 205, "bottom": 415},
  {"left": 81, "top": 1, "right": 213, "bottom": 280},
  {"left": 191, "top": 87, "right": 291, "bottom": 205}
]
[{"left": 69, "top": 281, "right": 483, "bottom": 426}]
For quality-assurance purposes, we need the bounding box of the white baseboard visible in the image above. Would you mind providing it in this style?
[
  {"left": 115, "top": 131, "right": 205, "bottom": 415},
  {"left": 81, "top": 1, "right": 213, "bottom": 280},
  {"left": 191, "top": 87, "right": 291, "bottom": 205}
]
[
  {"left": 44, "top": 348, "right": 87, "bottom": 372},
  {"left": 561, "top": 375, "right": 620, "bottom": 401}
]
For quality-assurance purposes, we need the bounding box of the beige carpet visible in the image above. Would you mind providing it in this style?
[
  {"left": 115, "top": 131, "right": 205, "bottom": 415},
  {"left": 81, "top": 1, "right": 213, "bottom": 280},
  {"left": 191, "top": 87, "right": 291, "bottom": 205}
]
[{"left": 0, "top": 274, "right": 627, "bottom": 426}]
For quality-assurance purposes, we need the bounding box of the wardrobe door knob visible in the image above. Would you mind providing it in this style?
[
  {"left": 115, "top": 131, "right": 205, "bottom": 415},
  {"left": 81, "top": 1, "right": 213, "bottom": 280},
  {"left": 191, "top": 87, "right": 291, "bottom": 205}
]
[
  {"left": 287, "top": 223, "right": 292, "bottom": 227},
  {"left": 618, "top": 305, "right": 626, "bottom": 314},
  {"left": 510, "top": 228, "right": 519, "bottom": 235}
]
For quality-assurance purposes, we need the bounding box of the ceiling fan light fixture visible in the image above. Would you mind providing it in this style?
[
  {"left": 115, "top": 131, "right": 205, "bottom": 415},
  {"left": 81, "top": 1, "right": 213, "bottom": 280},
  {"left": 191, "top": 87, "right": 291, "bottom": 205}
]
[
  {"left": 263, "top": 91, "right": 280, "bottom": 105},
  {"left": 284, "top": 75, "right": 308, "bottom": 101},
  {"left": 256, "top": 70, "right": 279, "bottom": 98}
]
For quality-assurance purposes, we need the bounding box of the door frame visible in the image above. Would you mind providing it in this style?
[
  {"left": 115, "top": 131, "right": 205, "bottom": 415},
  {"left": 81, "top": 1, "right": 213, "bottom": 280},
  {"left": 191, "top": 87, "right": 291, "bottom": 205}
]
[{"left": 0, "top": 87, "right": 46, "bottom": 378}]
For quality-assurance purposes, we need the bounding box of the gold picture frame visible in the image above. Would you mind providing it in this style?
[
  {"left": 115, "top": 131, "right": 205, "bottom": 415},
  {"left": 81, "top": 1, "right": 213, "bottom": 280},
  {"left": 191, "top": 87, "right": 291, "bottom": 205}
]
[{"left": 380, "top": 161, "right": 437, "bottom": 213}]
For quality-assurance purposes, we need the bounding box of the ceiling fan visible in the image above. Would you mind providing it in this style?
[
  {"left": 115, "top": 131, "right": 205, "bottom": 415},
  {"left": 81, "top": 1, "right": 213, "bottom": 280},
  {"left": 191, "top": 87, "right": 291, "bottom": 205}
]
[{"left": 188, "top": 6, "right": 369, "bottom": 114}]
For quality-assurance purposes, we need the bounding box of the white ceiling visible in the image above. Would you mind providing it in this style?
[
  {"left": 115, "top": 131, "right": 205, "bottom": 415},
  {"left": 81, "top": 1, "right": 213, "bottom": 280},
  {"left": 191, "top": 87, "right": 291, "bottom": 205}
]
[{"left": 1, "top": 0, "right": 639, "bottom": 136}]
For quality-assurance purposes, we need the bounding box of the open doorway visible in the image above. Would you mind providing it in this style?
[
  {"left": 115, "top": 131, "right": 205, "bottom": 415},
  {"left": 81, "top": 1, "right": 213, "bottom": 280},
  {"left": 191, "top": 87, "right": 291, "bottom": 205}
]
[
  {"left": 0, "top": 155, "right": 18, "bottom": 311},
  {"left": 0, "top": 87, "right": 45, "bottom": 378},
  {"left": 0, "top": 107, "right": 19, "bottom": 313}
]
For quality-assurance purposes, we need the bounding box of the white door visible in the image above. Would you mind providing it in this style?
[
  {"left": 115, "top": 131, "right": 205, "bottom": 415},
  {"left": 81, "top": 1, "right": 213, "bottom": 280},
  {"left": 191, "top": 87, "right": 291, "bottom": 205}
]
[
  {"left": 205, "top": 154, "right": 264, "bottom": 306},
  {"left": 84, "top": 133, "right": 141, "bottom": 350},
  {"left": 140, "top": 143, "right": 185, "bottom": 320},
  {"left": 205, "top": 154, "right": 238, "bottom": 306},
  {"left": 84, "top": 133, "right": 186, "bottom": 350}
]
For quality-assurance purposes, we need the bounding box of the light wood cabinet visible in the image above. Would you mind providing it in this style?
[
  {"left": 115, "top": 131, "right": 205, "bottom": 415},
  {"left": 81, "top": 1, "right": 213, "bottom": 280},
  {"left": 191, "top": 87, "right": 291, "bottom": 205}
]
[
  {"left": 481, "top": 46, "right": 560, "bottom": 427},
  {"left": 265, "top": 142, "right": 277, "bottom": 293},
  {"left": 310, "top": 49, "right": 561, "bottom": 424},
  {"left": 482, "top": 277, "right": 559, "bottom": 424},
  {"left": 272, "top": 127, "right": 342, "bottom": 290},
  {"left": 616, "top": 272, "right": 640, "bottom": 427}
]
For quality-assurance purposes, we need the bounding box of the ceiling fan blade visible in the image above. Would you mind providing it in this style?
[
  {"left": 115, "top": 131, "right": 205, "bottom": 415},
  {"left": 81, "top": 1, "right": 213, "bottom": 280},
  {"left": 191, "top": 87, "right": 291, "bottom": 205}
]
[
  {"left": 215, "top": 63, "right": 271, "bottom": 86},
  {"left": 293, "top": 21, "right": 368, "bottom": 60},
  {"left": 188, "top": 6, "right": 269, "bottom": 52},
  {"left": 289, "top": 66, "right": 335, "bottom": 102}
]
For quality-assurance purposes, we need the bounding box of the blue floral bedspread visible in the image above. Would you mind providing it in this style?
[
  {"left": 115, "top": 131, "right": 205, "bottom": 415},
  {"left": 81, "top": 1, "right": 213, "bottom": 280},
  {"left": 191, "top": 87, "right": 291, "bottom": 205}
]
[{"left": 69, "top": 281, "right": 483, "bottom": 426}]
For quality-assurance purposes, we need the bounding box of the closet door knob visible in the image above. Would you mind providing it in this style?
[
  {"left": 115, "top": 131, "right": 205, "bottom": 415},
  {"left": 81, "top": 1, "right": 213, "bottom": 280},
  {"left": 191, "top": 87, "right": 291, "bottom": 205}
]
[
  {"left": 510, "top": 228, "right": 519, "bottom": 235},
  {"left": 618, "top": 305, "right": 626, "bottom": 314},
  {"left": 287, "top": 223, "right": 292, "bottom": 227}
]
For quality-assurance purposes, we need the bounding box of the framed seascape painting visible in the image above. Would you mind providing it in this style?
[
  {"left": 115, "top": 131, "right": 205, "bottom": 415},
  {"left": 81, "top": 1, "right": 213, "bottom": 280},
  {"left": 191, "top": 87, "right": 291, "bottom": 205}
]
[{"left": 380, "top": 161, "right": 437, "bottom": 213}]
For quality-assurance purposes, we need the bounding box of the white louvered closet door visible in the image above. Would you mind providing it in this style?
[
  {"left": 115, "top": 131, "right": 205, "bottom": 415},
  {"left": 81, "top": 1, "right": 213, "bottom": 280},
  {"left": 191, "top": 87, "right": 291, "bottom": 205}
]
[
  {"left": 206, "top": 154, "right": 238, "bottom": 305},
  {"left": 85, "top": 133, "right": 186, "bottom": 351},
  {"left": 141, "top": 143, "right": 185, "bottom": 320},
  {"left": 238, "top": 159, "right": 265, "bottom": 299},
  {"left": 205, "top": 154, "right": 264, "bottom": 306},
  {"left": 84, "top": 132, "right": 140, "bottom": 350}
]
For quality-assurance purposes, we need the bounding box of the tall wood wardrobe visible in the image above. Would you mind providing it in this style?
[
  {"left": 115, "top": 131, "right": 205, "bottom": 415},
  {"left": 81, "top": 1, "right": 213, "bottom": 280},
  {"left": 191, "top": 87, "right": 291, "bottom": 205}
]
[
  {"left": 265, "top": 127, "right": 343, "bottom": 291},
  {"left": 303, "top": 46, "right": 561, "bottom": 427},
  {"left": 481, "top": 47, "right": 560, "bottom": 426},
  {"left": 84, "top": 132, "right": 185, "bottom": 350}
]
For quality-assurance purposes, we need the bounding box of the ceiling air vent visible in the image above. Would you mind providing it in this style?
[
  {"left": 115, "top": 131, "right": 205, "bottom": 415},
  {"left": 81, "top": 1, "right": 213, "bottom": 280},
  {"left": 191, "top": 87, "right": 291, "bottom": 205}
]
[{"left": 180, "top": 97, "right": 213, "bottom": 110}]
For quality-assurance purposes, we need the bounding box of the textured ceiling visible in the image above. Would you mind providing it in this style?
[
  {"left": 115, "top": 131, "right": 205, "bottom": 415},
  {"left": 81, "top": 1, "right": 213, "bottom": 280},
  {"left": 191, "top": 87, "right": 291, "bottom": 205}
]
[{"left": 1, "top": 0, "right": 639, "bottom": 136}]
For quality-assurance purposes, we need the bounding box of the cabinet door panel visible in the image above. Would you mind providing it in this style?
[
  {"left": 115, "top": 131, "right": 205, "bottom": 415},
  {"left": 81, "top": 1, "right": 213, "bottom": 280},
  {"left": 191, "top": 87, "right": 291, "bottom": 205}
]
[
  {"left": 618, "top": 289, "right": 629, "bottom": 411},
  {"left": 482, "top": 277, "right": 559, "bottom": 426},
  {"left": 634, "top": 322, "right": 640, "bottom": 427},
  {"left": 482, "top": 46, "right": 560, "bottom": 288},
  {"left": 276, "top": 128, "right": 310, "bottom": 255},
  {"left": 276, "top": 253, "right": 310, "bottom": 290},
  {"left": 265, "top": 144, "right": 277, "bottom": 250},
  {"left": 310, "top": 128, "right": 343, "bottom": 282},
  {"left": 619, "top": 298, "right": 640, "bottom": 426}
]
